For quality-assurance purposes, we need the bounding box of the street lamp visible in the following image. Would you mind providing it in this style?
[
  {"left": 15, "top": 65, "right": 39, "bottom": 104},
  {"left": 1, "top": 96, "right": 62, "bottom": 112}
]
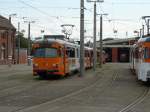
[
  {"left": 24, "top": 20, "right": 35, "bottom": 66},
  {"left": 87, "top": 0, "right": 104, "bottom": 71},
  {"left": 97, "top": 13, "right": 108, "bottom": 68}
]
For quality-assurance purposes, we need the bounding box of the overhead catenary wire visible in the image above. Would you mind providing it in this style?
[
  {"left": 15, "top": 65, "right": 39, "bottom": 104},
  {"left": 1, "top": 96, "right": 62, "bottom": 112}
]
[
  {"left": 18, "top": 0, "right": 58, "bottom": 20},
  {"left": 105, "top": 1, "right": 150, "bottom": 5},
  {"left": 18, "top": 0, "right": 69, "bottom": 29},
  {"left": 17, "top": 0, "right": 94, "bottom": 37}
]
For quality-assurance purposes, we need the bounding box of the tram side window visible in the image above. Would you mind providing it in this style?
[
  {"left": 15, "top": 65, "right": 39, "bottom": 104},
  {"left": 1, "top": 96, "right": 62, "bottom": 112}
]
[
  {"left": 144, "top": 48, "right": 150, "bottom": 59},
  {"left": 66, "top": 47, "right": 75, "bottom": 58}
]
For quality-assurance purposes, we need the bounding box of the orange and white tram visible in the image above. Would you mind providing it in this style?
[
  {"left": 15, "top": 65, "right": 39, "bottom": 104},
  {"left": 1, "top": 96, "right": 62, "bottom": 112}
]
[
  {"left": 32, "top": 35, "right": 94, "bottom": 78},
  {"left": 130, "top": 36, "right": 150, "bottom": 82}
]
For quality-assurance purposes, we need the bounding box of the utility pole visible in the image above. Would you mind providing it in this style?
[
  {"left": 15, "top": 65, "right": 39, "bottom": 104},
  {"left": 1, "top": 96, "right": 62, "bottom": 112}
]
[
  {"left": 79, "top": 0, "right": 84, "bottom": 76},
  {"left": 28, "top": 22, "right": 31, "bottom": 66},
  {"left": 17, "top": 22, "right": 20, "bottom": 64},
  {"left": 99, "top": 15, "right": 103, "bottom": 68},
  {"left": 24, "top": 20, "right": 35, "bottom": 66},
  {"left": 140, "top": 29, "right": 142, "bottom": 38},
  {"left": 93, "top": 2, "right": 97, "bottom": 71},
  {"left": 87, "top": 0, "right": 104, "bottom": 71},
  {"left": 147, "top": 19, "right": 150, "bottom": 35},
  {"left": 142, "top": 25, "right": 145, "bottom": 36},
  {"left": 97, "top": 13, "right": 108, "bottom": 68}
]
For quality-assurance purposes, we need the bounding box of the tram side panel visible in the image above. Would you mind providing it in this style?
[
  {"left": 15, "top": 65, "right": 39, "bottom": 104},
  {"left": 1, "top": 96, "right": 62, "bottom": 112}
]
[{"left": 131, "top": 40, "right": 150, "bottom": 82}]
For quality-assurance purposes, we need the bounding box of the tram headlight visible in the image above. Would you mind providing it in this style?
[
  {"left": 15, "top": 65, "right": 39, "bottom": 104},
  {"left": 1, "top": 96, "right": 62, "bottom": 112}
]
[
  {"left": 52, "top": 64, "right": 59, "bottom": 68},
  {"left": 33, "top": 63, "right": 38, "bottom": 67}
]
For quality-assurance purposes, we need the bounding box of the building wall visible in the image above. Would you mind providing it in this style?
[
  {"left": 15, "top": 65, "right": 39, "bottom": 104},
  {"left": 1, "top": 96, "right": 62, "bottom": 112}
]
[
  {"left": 112, "top": 48, "right": 118, "bottom": 62},
  {"left": 0, "top": 30, "right": 16, "bottom": 65},
  {"left": 104, "top": 47, "right": 130, "bottom": 63}
]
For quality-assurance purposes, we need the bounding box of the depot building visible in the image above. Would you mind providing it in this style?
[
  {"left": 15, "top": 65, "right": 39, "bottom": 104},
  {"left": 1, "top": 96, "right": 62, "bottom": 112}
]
[{"left": 97, "top": 37, "right": 139, "bottom": 63}]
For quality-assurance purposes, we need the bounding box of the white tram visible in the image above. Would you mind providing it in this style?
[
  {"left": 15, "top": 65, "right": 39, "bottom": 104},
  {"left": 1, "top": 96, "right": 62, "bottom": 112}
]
[{"left": 130, "top": 36, "right": 150, "bottom": 82}]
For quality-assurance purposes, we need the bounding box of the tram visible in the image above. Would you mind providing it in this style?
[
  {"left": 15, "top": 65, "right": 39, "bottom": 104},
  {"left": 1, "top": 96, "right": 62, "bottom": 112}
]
[
  {"left": 130, "top": 36, "right": 150, "bottom": 82},
  {"left": 32, "top": 35, "right": 95, "bottom": 78}
]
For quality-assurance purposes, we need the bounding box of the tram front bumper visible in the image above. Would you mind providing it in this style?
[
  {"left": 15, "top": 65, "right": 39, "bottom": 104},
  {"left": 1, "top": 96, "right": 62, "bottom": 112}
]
[{"left": 33, "top": 69, "right": 61, "bottom": 76}]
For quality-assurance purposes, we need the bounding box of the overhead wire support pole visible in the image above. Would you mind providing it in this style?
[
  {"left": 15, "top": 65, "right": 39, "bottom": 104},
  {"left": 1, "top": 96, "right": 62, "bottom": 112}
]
[
  {"left": 27, "top": 22, "right": 31, "bottom": 66},
  {"left": 142, "top": 25, "right": 145, "bottom": 36},
  {"left": 17, "top": 22, "right": 20, "bottom": 64},
  {"left": 140, "top": 29, "right": 142, "bottom": 38},
  {"left": 93, "top": 1, "right": 97, "bottom": 71},
  {"left": 97, "top": 13, "right": 108, "bottom": 68},
  {"left": 87, "top": 0, "right": 104, "bottom": 71},
  {"left": 79, "top": 0, "right": 85, "bottom": 77},
  {"left": 147, "top": 19, "right": 150, "bottom": 35},
  {"left": 99, "top": 15, "right": 102, "bottom": 68},
  {"left": 24, "top": 20, "right": 35, "bottom": 66}
]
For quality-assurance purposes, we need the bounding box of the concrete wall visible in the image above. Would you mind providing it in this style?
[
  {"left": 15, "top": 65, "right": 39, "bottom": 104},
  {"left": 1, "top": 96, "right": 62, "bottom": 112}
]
[{"left": 15, "top": 49, "right": 27, "bottom": 64}]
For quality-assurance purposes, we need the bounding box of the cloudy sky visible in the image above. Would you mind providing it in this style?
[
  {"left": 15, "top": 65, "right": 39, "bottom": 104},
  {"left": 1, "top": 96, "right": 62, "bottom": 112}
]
[{"left": 0, "top": 0, "right": 150, "bottom": 41}]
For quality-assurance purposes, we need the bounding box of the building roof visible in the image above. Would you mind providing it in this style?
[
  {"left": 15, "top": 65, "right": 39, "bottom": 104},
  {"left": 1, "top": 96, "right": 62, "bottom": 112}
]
[
  {"left": 0, "top": 15, "right": 16, "bottom": 30},
  {"left": 96, "top": 37, "right": 139, "bottom": 48},
  {"left": 102, "top": 37, "right": 139, "bottom": 45}
]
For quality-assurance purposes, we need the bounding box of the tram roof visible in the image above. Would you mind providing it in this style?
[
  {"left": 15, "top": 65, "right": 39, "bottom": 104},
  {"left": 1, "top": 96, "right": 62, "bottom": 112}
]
[
  {"left": 138, "top": 36, "right": 150, "bottom": 43},
  {"left": 34, "top": 38, "right": 93, "bottom": 49},
  {"left": 145, "top": 37, "right": 150, "bottom": 42},
  {"left": 34, "top": 38, "right": 79, "bottom": 48}
]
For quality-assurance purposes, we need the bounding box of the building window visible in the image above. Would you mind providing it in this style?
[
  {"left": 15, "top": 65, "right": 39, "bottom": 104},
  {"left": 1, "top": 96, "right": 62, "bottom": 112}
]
[{"left": 1, "top": 44, "right": 6, "bottom": 60}]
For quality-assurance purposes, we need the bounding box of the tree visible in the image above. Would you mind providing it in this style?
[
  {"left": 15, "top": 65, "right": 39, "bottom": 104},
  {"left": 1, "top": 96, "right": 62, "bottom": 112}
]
[{"left": 16, "top": 32, "right": 28, "bottom": 48}]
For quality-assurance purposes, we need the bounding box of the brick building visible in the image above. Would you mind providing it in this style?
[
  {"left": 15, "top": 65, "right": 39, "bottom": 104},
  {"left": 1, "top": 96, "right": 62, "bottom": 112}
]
[{"left": 0, "top": 15, "right": 16, "bottom": 64}]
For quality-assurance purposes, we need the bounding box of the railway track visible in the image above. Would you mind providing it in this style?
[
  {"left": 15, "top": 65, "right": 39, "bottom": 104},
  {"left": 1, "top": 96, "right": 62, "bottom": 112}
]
[
  {"left": 9, "top": 64, "right": 149, "bottom": 112},
  {"left": 118, "top": 86, "right": 149, "bottom": 112},
  {"left": 13, "top": 71, "right": 102, "bottom": 112},
  {"left": 13, "top": 68, "right": 119, "bottom": 112}
]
